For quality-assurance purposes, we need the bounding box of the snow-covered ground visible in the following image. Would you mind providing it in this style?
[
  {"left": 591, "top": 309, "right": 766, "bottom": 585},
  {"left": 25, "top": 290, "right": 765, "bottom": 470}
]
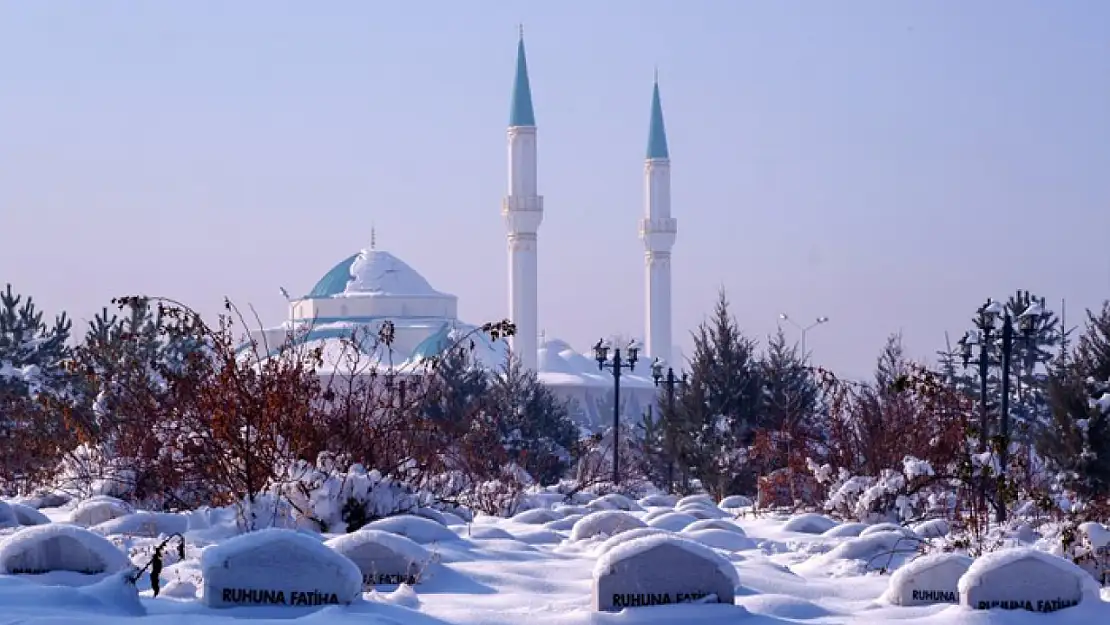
[{"left": 2, "top": 495, "right": 1110, "bottom": 624}]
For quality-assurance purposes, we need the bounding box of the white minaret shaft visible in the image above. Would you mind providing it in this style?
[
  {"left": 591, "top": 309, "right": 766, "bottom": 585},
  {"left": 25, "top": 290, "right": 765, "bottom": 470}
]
[
  {"left": 502, "top": 33, "right": 543, "bottom": 371},
  {"left": 640, "top": 78, "right": 675, "bottom": 366}
]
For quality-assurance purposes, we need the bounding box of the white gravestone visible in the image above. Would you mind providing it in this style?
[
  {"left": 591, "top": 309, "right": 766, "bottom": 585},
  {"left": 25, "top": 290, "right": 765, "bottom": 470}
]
[
  {"left": 883, "top": 552, "right": 972, "bottom": 606},
  {"left": 201, "top": 528, "right": 362, "bottom": 608},
  {"left": 0, "top": 524, "right": 130, "bottom": 575},
  {"left": 326, "top": 529, "right": 431, "bottom": 589},
  {"left": 958, "top": 547, "right": 1097, "bottom": 613},
  {"left": 592, "top": 534, "right": 739, "bottom": 612}
]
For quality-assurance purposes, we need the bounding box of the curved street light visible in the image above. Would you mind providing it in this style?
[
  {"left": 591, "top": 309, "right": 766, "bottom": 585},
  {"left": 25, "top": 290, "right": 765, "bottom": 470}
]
[{"left": 778, "top": 313, "right": 830, "bottom": 357}]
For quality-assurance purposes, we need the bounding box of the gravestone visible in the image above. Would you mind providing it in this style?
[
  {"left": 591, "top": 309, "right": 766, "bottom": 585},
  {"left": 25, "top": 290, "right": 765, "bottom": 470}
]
[
  {"left": 201, "top": 528, "right": 362, "bottom": 608},
  {"left": 958, "top": 548, "right": 1095, "bottom": 613},
  {"left": 647, "top": 512, "right": 699, "bottom": 532},
  {"left": 511, "top": 508, "right": 561, "bottom": 525},
  {"left": 0, "top": 524, "right": 130, "bottom": 575},
  {"left": 592, "top": 534, "right": 738, "bottom": 612},
  {"left": 326, "top": 529, "right": 431, "bottom": 589},
  {"left": 782, "top": 513, "right": 838, "bottom": 535},
  {"left": 884, "top": 553, "right": 972, "bottom": 606},
  {"left": 0, "top": 501, "right": 18, "bottom": 528}
]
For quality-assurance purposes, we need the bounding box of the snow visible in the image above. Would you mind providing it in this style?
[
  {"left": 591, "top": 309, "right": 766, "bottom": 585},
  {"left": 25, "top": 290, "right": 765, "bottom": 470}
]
[
  {"left": 0, "top": 500, "right": 18, "bottom": 528},
  {"left": 718, "top": 495, "right": 753, "bottom": 509},
  {"left": 646, "top": 511, "right": 699, "bottom": 532},
  {"left": 0, "top": 524, "right": 131, "bottom": 575},
  {"left": 509, "top": 508, "right": 561, "bottom": 525},
  {"left": 569, "top": 510, "right": 647, "bottom": 541},
  {"left": 92, "top": 512, "right": 189, "bottom": 537},
  {"left": 362, "top": 515, "right": 460, "bottom": 544},
  {"left": 69, "top": 498, "right": 133, "bottom": 527},
  {"left": 783, "top": 513, "right": 839, "bottom": 534},
  {"left": 594, "top": 533, "right": 740, "bottom": 588},
  {"left": 957, "top": 547, "right": 1101, "bottom": 602},
  {"left": 7, "top": 499, "right": 1110, "bottom": 623},
  {"left": 325, "top": 529, "right": 432, "bottom": 570},
  {"left": 639, "top": 494, "right": 678, "bottom": 508},
  {"left": 7, "top": 502, "right": 50, "bottom": 526},
  {"left": 682, "top": 519, "right": 746, "bottom": 535},
  {"left": 822, "top": 522, "right": 868, "bottom": 538}
]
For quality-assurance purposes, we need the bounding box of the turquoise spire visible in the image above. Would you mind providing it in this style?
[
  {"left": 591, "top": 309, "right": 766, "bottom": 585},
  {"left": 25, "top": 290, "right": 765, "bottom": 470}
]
[
  {"left": 646, "top": 74, "right": 669, "bottom": 160},
  {"left": 509, "top": 28, "right": 536, "bottom": 127}
]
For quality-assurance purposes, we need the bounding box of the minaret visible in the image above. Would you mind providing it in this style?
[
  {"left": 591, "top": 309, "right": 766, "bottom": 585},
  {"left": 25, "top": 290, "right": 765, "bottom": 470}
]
[
  {"left": 502, "top": 30, "right": 543, "bottom": 371},
  {"left": 639, "top": 75, "right": 675, "bottom": 366}
]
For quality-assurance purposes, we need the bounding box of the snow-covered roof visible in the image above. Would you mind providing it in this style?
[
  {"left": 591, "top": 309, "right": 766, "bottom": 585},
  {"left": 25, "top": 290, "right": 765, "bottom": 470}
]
[{"left": 306, "top": 249, "right": 452, "bottom": 300}]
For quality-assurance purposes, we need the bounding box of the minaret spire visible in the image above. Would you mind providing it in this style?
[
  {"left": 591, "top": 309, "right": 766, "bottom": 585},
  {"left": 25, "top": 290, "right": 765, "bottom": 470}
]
[
  {"left": 509, "top": 28, "right": 536, "bottom": 128},
  {"left": 639, "top": 75, "right": 676, "bottom": 366},
  {"left": 647, "top": 74, "right": 670, "bottom": 160},
  {"left": 370, "top": 223, "right": 377, "bottom": 250},
  {"left": 502, "top": 31, "right": 544, "bottom": 371}
]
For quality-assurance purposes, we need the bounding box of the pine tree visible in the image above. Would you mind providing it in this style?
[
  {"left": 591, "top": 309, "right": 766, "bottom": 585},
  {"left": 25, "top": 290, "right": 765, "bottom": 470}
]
[
  {"left": 423, "top": 345, "right": 489, "bottom": 426},
  {"left": 0, "top": 284, "right": 72, "bottom": 400},
  {"left": 1037, "top": 301, "right": 1110, "bottom": 499},
  {"left": 488, "top": 354, "right": 579, "bottom": 485},
  {"left": 681, "top": 289, "right": 763, "bottom": 498},
  {"left": 757, "top": 327, "right": 819, "bottom": 473},
  {"left": 1074, "top": 301, "right": 1110, "bottom": 382},
  {"left": 0, "top": 284, "right": 75, "bottom": 489}
]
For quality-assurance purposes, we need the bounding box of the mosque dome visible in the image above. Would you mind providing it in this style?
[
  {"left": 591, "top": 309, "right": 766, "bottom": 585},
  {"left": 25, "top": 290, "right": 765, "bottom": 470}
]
[
  {"left": 296, "top": 248, "right": 458, "bottom": 322},
  {"left": 306, "top": 249, "right": 450, "bottom": 299}
]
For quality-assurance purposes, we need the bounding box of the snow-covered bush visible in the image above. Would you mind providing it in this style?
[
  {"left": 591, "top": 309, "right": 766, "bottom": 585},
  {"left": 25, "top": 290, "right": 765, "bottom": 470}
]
[
  {"left": 281, "top": 454, "right": 468, "bottom": 533},
  {"left": 808, "top": 456, "right": 948, "bottom": 523}
]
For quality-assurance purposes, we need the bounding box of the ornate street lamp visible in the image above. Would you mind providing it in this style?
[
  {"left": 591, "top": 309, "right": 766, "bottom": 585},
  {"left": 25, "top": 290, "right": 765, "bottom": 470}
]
[
  {"left": 651, "top": 358, "right": 687, "bottom": 492},
  {"left": 594, "top": 338, "right": 640, "bottom": 486}
]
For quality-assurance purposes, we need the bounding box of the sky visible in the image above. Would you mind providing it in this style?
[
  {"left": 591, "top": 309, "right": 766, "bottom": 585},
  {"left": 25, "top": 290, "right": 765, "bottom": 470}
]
[{"left": 2, "top": 1, "right": 1109, "bottom": 380}]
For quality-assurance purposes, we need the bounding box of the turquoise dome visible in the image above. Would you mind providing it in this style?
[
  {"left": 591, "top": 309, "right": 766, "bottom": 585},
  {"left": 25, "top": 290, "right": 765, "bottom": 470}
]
[{"left": 306, "top": 253, "right": 359, "bottom": 298}]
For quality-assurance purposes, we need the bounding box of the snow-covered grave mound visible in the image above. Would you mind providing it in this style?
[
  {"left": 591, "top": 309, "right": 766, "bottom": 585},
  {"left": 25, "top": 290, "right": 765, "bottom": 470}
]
[
  {"left": 822, "top": 522, "right": 868, "bottom": 538},
  {"left": 642, "top": 508, "right": 675, "bottom": 523},
  {"left": 0, "top": 500, "right": 19, "bottom": 528},
  {"left": 683, "top": 529, "right": 756, "bottom": 552},
  {"left": 326, "top": 529, "right": 433, "bottom": 589},
  {"left": 683, "top": 519, "right": 746, "bottom": 535},
  {"left": 795, "top": 530, "right": 922, "bottom": 576},
  {"left": 594, "top": 528, "right": 673, "bottom": 556},
  {"left": 0, "top": 524, "right": 130, "bottom": 576},
  {"left": 718, "top": 495, "right": 753, "bottom": 509},
  {"left": 439, "top": 511, "right": 468, "bottom": 527},
  {"left": 69, "top": 497, "right": 133, "bottom": 527},
  {"left": 569, "top": 511, "right": 646, "bottom": 541},
  {"left": 911, "top": 519, "right": 949, "bottom": 539},
  {"left": 647, "top": 511, "right": 700, "bottom": 532},
  {"left": 91, "top": 512, "right": 188, "bottom": 538},
  {"left": 957, "top": 547, "right": 1099, "bottom": 613},
  {"left": 782, "top": 513, "right": 839, "bottom": 534},
  {"left": 592, "top": 533, "right": 742, "bottom": 612},
  {"left": 510, "top": 508, "right": 561, "bottom": 525},
  {"left": 860, "top": 523, "right": 914, "bottom": 537},
  {"left": 639, "top": 494, "right": 678, "bottom": 508},
  {"left": 880, "top": 552, "right": 972, "bottom": 606},
  {"left": 200, "top": 528, "right": 362, "bottom": 608},
  {"left": 1079, "top": 521, "right": 1110, "bottom": 551},
  {"left": 676, "top": 494, "right": 715, "bottom": 508},
  {"left": 676, "top": 503, "right": 730, "bottom": 520},
  {"left": 592, "top": 493, "right": 643, "bottom": 512},
  {"left": 7, "top": 502, "right": 49, "bottom": 526},
  {"left": 544, "top": 514, "right": 584, "bottom": 531},
  {"left": 414, "top": 507, "right": 449, "bottom": 526},
  {"left": 363, "top": 515, "right": 460, "bottom": 544}
]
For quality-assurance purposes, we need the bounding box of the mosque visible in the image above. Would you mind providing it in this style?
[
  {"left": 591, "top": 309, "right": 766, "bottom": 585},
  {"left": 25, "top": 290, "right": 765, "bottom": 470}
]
[{"left": 249, "top": 34, "right": 678, "bottom": 432}]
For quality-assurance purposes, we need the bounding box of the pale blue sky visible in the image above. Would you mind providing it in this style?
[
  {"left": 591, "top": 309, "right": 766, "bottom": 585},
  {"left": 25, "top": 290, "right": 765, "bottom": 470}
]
[{"left": 2, "top": 1, "right": 1108, "bottom": 378}]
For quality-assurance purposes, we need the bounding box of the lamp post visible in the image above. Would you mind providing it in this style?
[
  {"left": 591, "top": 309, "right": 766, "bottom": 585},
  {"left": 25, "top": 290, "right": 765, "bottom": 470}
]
[
  {"left": 778, "top": 313, "right": 830, "bottom": 357},
  {"left": 651, "top": 359, "right": 687, "bottom": 493},
  {"left": 958, "top": 295, "right": 1047, "bottom": 523},
  {"left": 594, "top": 338, "right": 640, "bottom": 486}
]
